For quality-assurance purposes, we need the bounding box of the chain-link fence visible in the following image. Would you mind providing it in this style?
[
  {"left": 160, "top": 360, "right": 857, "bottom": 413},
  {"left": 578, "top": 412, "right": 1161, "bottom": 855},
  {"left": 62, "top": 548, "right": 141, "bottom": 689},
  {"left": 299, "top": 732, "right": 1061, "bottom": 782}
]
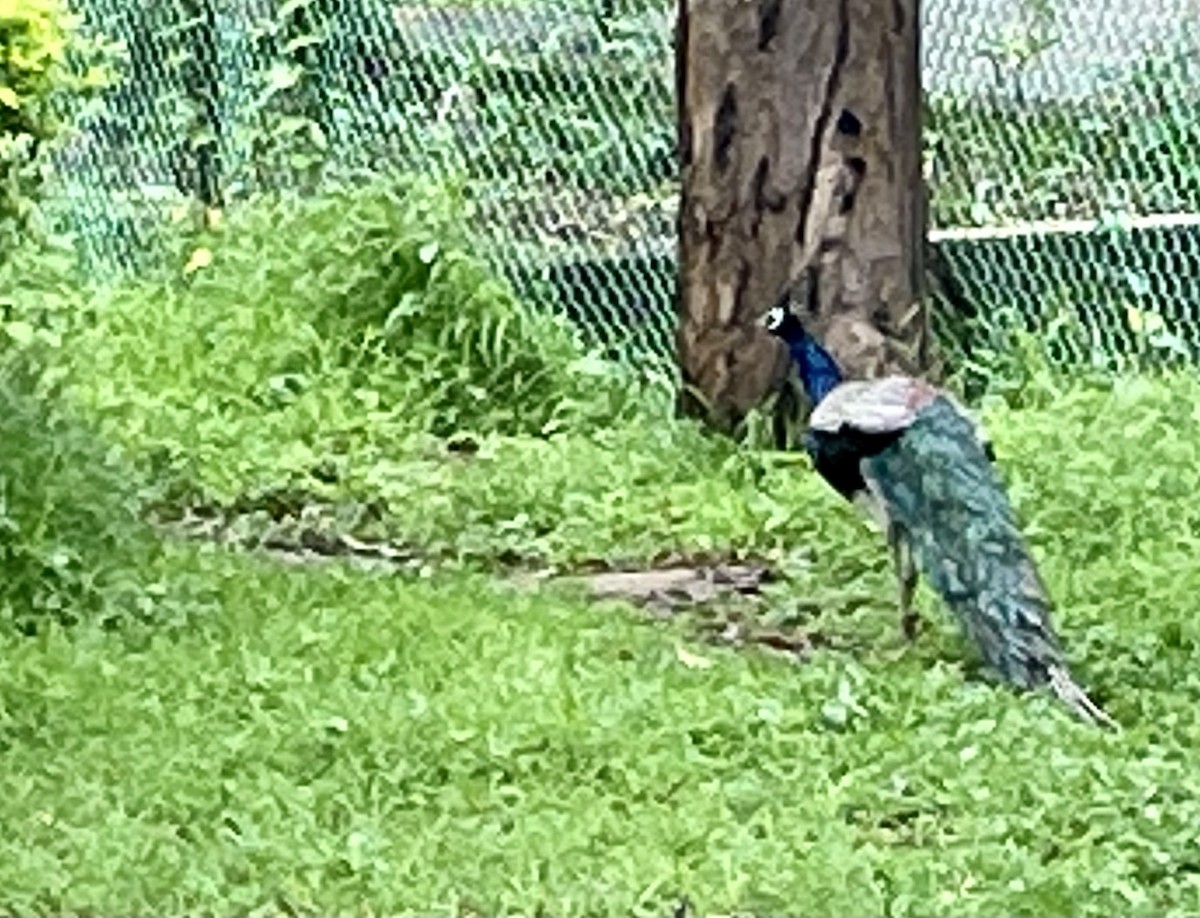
[{"left": 50, "top": 0, "right": 1200, "bottom": 373}]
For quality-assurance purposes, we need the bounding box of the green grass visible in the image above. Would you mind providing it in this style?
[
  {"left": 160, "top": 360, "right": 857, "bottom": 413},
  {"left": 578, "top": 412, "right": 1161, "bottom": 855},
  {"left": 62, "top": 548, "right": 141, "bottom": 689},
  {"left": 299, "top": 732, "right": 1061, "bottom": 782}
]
[
  {"left": 1, "top": 544, "right": 1197, "bottom": 916},
  {"left": 1, "top": 538, "right": 1199, "bottom": 915},
  {"left": 0, "top": 343, "right": 159, "bottom": 634},
  {"left": 4, "top": 179, "right": 1200, "bottom": 914}
]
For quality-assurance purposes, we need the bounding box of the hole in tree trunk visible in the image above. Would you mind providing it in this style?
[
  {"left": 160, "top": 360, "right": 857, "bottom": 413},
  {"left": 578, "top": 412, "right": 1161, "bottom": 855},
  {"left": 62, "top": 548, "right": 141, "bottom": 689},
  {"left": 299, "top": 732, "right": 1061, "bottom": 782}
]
[{"left": 836, "top": 109, "right": 862, "bottom": 136}]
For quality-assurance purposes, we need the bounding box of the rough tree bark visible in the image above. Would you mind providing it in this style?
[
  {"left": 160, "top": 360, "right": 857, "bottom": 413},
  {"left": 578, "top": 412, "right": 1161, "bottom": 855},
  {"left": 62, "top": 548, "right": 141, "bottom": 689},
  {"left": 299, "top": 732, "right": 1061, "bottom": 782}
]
[{"left": 675, "top": 0, "right": 931, "bottom": 436}]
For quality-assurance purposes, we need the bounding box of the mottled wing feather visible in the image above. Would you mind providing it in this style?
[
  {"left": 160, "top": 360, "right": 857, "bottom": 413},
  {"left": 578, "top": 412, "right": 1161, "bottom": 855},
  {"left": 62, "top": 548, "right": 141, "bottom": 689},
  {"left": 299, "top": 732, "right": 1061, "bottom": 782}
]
[
  {"left": 811, "top": 376, "right": 995, "bottom": 458},
  {"left": 809, "top": 376, "right": 938, "bottom": 435}
]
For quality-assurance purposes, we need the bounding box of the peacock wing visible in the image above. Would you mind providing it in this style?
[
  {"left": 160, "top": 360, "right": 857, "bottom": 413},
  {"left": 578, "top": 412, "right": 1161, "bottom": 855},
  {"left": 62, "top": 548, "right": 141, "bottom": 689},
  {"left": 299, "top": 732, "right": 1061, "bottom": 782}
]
[
  {"left": 809, "top": 376, "right": 939, "bottom": 436},
  {"left": 810, "top": 376, "right": 995, "bottom": 459}
]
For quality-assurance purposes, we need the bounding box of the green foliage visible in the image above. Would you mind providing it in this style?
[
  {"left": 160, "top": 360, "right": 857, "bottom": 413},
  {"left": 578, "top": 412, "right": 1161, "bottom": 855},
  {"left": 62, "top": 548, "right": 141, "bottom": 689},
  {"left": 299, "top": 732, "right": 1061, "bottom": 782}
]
[
  {"left": 0, "top": 0, "right": 117, "bottom": 255},
  {"left": 8, "top": 165, "right": 1200, "bottom": 913},
  {"left": 927, "top": 35, "right": 1200, "bottom": 226},
  {"left": 60, "top": 177, "right": 639, "bottom": 503},
  {"left": 1, "top": 390, "right": 1200, "bottom": 914},
  {"left": 0, "top": 342, "right": 156, "bottom": 633},
  {"left": 105, "top": 0, "right": 331, "bottom": 208},
  {"left": 237, "top": 0, "right": 335, "bottom": 192}
]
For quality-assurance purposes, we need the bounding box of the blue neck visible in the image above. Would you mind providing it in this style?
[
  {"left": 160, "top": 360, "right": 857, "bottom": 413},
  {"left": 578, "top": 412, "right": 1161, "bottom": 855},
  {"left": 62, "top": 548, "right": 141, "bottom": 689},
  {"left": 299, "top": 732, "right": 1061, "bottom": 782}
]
[{"left": 787, "top": 334, "right": 843, "bottom": 404}]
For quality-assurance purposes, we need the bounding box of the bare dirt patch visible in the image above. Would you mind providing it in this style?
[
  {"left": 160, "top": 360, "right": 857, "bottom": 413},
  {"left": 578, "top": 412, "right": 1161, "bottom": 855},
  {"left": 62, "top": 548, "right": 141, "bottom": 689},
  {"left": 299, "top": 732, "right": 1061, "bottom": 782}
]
[
  {"left": 566, "top": 561, "right": 826, "bottom": 662},
  {"left": 157, "top": 499, "right": 826, "bottom": 662},
  {"left": 582, "top": 562, "right": 768, "bottom": 610}
]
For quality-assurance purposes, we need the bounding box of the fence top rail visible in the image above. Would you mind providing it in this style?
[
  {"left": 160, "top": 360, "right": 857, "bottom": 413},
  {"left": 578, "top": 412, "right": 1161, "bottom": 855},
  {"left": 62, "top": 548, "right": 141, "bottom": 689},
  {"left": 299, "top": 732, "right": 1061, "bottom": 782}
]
[{"left": 929, "top": 211, "right": 1200, "bottom": 243}]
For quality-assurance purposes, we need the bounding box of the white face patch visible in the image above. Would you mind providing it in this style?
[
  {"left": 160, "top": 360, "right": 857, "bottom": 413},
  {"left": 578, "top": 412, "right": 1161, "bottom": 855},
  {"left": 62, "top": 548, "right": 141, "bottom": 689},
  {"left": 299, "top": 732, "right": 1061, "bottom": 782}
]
[{"left": 764, "top": 306, "right": 786, "bottom": 332}]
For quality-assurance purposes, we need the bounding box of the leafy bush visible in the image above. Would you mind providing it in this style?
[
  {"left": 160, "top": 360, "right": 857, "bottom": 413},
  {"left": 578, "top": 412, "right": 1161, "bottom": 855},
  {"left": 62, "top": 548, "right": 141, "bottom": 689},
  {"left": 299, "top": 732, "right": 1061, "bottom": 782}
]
[
  {"left": 0, "top": 0, "right": 117, "bottom": 257},
  {"left": 0, "top": 339, "right": 156, "bottom": 634},
  {"left": 196, "top": 177, "right": 638, "bottom": 434},
  {"left": 381, "top": 6, "right": 672, "bottom": 198},
  {"left": 926, "top": 35, "right": 1200, "bottom": 226},
  {"left": 67, "top": 176, "right": 637, "bottom": 472}
]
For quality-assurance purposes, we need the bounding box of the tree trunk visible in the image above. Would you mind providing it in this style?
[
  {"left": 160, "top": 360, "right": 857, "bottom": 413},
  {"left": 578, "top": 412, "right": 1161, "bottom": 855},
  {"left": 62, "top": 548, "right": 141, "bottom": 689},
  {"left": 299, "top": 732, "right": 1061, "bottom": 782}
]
[{"left": 675, "top": 0, "right": 930, "bottom": 437}]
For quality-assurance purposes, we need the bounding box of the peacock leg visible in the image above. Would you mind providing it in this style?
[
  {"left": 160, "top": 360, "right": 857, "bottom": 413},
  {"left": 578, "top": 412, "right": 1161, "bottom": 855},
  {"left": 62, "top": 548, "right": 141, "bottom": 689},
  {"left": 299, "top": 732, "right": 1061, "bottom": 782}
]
[{"left": 890, "top": 522, "right": 920, "bottom": 640}]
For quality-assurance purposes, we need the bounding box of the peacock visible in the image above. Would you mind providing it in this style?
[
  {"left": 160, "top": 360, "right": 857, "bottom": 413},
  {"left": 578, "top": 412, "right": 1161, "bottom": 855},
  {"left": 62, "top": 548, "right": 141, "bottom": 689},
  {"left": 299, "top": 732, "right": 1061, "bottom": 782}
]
[{"left": 762, "top": 292, "right": 1115, "bottom": 727}]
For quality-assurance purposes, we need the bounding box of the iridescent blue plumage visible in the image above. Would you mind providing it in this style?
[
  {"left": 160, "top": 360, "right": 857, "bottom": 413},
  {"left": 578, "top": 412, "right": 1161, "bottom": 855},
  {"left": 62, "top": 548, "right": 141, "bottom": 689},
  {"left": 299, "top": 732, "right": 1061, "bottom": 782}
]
[
  {"left": 762, "top": 298, "right": 1114, "bottom": 727},
  {"left": 784, "top": 332, "right": 843, "bottom": 405},
  {"left": 765, "top": 305, "right": 843, "bottom": 402}
]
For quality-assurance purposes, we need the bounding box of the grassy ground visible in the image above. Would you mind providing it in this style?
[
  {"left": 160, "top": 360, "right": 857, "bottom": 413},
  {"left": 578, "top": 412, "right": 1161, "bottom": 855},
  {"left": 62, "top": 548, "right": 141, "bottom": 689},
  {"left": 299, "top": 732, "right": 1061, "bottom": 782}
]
[{"left": 3, "top": 181, "right": 1200, "bottom": 914}]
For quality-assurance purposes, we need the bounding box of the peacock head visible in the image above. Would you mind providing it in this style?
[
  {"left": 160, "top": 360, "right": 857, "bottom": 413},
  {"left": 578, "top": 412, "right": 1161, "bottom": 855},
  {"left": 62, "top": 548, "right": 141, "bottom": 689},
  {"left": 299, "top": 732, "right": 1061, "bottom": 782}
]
[{"left": 762, "top": 293, "right": 808, "bottom": 344}]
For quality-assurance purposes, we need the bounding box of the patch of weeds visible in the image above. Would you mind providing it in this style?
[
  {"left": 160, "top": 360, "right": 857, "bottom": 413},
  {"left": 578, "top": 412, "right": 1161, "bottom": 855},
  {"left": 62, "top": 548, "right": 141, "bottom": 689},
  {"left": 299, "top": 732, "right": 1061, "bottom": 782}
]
[
  {"left": 428, "top": 422, "right": 844, "bottom": 573},
  {"left": 76, "top": 175, "right": 634, "bottom": 439},
  {"left": 0, "top": 342, "right": 159, "bottom": 633},
  {"left": 53, "top": 175, "right": 653, "bottom": 510},
  {"left": 0, "top": 544, "right": 1197, "bottom": 915}
]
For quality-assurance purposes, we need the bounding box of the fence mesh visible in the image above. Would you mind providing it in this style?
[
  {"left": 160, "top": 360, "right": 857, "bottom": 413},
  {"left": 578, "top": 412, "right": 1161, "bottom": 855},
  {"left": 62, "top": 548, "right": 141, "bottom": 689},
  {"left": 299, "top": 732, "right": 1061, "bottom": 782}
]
[{"left": 48, "top": 0, "right": 1200, "bottom": 373}]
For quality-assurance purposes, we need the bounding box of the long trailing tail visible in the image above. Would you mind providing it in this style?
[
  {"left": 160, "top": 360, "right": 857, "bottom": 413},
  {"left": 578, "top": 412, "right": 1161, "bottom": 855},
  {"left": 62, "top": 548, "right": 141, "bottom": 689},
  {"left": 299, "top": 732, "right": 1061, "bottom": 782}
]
[{"left": 862, "top": 396, "right": 1117, "bottom": 729}]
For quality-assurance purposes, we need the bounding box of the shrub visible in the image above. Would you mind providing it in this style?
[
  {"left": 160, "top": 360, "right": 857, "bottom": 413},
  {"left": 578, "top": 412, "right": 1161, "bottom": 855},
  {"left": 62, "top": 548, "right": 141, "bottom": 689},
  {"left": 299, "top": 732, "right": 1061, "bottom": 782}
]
[
  {"left": 926, "top": 32, "right": 1200, "bottom": 226},
  {"left": 0, "top": 337, "right": 156, "bottom": 634},
  {"left": 0, "top": 0, "right": 118, "bottom": 258},
  {"left": 151, "top": 175, "right": 636, "bottom": 438}
]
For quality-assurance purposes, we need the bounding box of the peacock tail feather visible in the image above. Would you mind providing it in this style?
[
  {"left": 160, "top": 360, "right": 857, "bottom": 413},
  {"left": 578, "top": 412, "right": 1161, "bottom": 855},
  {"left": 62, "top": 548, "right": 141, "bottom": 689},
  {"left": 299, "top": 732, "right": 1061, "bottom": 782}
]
[{"left": 862, "top": 396, "right": 1064, "bottom": 685}]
